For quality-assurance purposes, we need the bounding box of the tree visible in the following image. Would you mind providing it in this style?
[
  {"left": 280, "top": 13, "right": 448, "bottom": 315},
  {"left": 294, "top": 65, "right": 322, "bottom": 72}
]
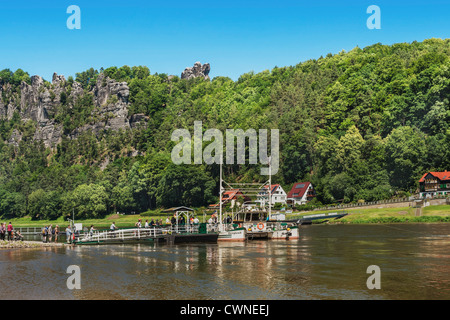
[
  {"left": 65, "top": 184, "right": 108, "bottom": 219},
  {"left": 28, "top": 189, "right": 62, "bottom": 220},
  {"left": 384, "top": 126, "right": 427, "bottom": 191},
  {"left": 156, "top": 164, "right": 216, "bottom": 208}
]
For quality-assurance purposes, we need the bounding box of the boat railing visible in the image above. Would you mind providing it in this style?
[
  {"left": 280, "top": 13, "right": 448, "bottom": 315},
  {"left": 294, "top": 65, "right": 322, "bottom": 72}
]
[
  {"left": 76, "top": 227, "right": 165, "bottom": 243},
  {"left": 75, "top": 224, "right": 209, "bottom": 243}
]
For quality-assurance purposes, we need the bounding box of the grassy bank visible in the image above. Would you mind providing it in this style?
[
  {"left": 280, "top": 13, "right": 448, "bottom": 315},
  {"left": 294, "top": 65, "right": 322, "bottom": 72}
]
[
  {"left": 1, "top": 210, "right": 210, "bottom": 229},
  {"left": 287, "top": 204, "right": 450, "bottom": 224},
  {"left": 3, "top": 204, "right": 450, "bottom": 228}
]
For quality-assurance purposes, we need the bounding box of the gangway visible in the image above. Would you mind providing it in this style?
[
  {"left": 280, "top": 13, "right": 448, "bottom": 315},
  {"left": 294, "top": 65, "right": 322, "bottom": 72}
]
[{"left": 74, "top": 224, "right": 218, "bottom": 245}]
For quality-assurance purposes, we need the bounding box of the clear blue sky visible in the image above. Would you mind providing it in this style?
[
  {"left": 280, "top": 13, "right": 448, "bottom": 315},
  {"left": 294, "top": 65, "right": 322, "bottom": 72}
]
[{"left": 0, "top": 0, "right": 449, "bottom": 81}]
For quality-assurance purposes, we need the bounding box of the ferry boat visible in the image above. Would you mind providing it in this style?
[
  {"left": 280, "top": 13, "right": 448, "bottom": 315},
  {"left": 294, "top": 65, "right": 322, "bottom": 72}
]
[
  {"left": 74, "top": 223, "right": 219, "bottom": 245},
  {"left": 231, "top": 209, "right": 298, "bottom": 240}
]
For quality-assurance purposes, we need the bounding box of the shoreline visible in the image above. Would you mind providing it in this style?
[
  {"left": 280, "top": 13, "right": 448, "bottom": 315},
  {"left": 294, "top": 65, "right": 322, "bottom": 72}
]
[
  {"left": 4, "top": 204, "right": 450, "bottom": 229},
  {"left": 0, "top": 240, "right": 68, "bottom": 249}
]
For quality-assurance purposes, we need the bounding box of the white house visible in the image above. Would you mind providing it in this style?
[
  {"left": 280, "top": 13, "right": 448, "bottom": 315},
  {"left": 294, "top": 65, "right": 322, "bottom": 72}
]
[
  {"left": 287, "top": 182, "right": 315, "bottom": 206},
  {"left": 256, "top": 184, "right": 287, "bottom": 207}
]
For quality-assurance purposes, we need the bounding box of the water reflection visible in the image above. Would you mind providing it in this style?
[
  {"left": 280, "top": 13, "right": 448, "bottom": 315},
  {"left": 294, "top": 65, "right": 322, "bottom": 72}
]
[{"left": 2, "top": 224, "right": 450, "bottom": 300}]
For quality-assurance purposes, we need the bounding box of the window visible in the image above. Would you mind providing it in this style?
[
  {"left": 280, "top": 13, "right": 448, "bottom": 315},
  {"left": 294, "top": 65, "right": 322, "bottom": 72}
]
[{"left": 295, "top": 183, "right": 305, "bottom": 188}]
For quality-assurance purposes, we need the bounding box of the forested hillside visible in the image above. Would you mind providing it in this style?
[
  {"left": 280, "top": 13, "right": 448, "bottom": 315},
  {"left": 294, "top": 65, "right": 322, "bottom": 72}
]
[{"left": 1, "top": 38, "right": 450, "bottom": 220}]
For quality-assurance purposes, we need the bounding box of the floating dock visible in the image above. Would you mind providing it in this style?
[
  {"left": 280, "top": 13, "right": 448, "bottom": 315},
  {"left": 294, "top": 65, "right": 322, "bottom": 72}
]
[{"left": 74, "top": 224, "right": 218, "bottom": 245}]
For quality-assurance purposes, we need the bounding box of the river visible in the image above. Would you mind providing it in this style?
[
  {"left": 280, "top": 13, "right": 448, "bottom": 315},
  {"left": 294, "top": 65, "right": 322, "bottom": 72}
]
[{"left": 1, "top": 223, "right": 449, "bottom": 300}]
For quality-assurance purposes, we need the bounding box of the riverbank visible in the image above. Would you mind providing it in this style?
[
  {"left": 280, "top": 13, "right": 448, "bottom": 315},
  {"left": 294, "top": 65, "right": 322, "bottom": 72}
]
[
  {"left": 290, "top": 204, "right": 450, "bottom": 224},
  {"left": 0, "top": 240, "right": 67, "bottom": 249},
  {"left": 3, "top": 204, "right": 450, "bottom": 228}
]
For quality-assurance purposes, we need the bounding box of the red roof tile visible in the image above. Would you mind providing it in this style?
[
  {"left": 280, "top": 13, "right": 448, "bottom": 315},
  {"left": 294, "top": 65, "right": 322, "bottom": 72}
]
[
  {"left": 419, "top": 171, "right": 450, "bottom": 182},
  {"left": 287, "top": 182, "right": 311, "bottom": 199}
]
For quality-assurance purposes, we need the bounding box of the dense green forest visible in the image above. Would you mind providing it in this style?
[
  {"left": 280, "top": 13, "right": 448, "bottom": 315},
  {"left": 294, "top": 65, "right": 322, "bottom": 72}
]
[{"left": 0, "top": 38, "right": 450, "bottom": 220}]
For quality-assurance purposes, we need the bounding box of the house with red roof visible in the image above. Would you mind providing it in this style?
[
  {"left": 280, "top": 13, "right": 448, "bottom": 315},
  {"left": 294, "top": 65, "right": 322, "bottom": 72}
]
[
  {"left": 419, "top": 171, "right": 450, "bottom": 198},
  {"left": 208, "top": 189, "right": 251, "bottom": 209},
  {"left": 256, "top": 184, "right": 287, "bottom": 207},
  {"left": 286, "top": 182, "right": 315, "bottom": 206}
]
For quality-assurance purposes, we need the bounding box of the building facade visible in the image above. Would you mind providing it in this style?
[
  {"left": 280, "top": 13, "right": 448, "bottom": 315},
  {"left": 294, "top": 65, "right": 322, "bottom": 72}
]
[
  {"left": 256, "top": 184, "right": 287, "bottom": 207},
  {"left": 419, "top": 171, "right": 450, "bottom": 198}
]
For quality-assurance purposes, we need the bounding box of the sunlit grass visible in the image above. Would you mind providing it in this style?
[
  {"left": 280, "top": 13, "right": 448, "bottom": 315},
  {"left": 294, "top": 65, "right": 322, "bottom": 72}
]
[{"left": 4, "top": 204, "right": 450, "bottom": 227}]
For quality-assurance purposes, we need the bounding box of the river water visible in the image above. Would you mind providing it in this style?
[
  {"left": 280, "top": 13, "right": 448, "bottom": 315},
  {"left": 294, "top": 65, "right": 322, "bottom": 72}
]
[{"left": 1, "top": 224, "right": 450, "bottom": 300}]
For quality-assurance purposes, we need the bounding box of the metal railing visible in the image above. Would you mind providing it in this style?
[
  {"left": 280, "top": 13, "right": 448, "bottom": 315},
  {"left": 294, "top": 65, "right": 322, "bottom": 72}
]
[
  {"left": 75, "top": 224, "right": 208, "bottom": 243},
  {"left": 14, "top": 227, "right": 45, "bottom": 235}
]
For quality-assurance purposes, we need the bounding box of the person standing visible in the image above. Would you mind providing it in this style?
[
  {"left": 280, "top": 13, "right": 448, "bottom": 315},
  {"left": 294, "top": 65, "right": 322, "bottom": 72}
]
[
  {"left": 110, "top": 222, "right": 117, "bottom": 238},
  {"left": 48, "top": 224, "right": 53, "bottom": 242},
  {"left": 171, "top": 215, "right": 176, "bottom": 230},
  {"left": 0, "top": 223, "right": 5, "bottom": 240},
  {"left": 7, "top": 222, "right": 13, "bottom": 241},
  {"left": 89, "top": 225, "right": 96, "bottom": 237},
  {"left": 42, "top": 225, "right": 48, "bottom": 243},
  {"left": 135, "top": 219, "right": 142, "bottom": 228},
  {"left": 65, "top": 225, "right": 72, "bottom": 244},
  {"left": 54, "top": 225, "right": 59, "bottom": 242}
]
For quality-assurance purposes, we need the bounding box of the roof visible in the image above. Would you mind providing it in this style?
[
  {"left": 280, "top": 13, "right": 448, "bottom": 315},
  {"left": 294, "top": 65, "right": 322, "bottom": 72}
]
[
  {"left": 261, "top": 184, "right": 281, "bottom": 195},
  {"left": 162, "top": 206, "right": 195, "bottom": 212},
  {"left": 287, "top": 182, "right": 311, "bottom": 199},
  {"left": 208, "top": 189, "right": 250, "bottom": 208},
  {"left": 419, "top": 171, "right": 450, "bottom": 182},
  {"left": 223, "top": 189, "right": 245, "bottom": 199}
]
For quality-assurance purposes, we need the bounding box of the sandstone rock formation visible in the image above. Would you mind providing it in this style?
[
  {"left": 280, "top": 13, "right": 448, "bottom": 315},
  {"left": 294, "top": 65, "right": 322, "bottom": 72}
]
[
  {"left": 0, "top": 72, "right": 148, "bottom": 148},
  {"left": 181, "top": 62, "right": 210, "bottom": 80}
]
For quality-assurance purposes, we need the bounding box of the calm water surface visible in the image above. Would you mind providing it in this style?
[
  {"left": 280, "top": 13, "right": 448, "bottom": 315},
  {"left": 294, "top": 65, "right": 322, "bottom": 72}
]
[{"left": 1, "top": 224, "right": 450, "bottom": 300}]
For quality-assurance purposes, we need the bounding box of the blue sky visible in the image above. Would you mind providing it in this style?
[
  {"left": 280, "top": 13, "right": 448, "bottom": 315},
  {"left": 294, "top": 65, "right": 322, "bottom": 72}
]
[{"left": 0, "top": 0, "right": 449, "bottom": 81}]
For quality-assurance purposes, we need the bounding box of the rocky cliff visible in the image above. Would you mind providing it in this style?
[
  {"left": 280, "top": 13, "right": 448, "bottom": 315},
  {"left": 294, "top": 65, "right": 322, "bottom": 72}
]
[
  {"left": 0, "top": 72, "right": 148, "bottom": 148},
  {"left": 181, "top": 62, "right": 210, "bottom": 80}
]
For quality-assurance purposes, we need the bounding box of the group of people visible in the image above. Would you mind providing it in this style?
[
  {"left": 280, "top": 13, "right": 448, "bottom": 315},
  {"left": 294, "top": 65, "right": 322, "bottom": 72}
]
[
  {"left": 64, "top": 225, "right": 81, "bottom": 243},
  {"left": 169, "top": 215, "right": 200, "bottom": 226},
  {"left": 0, "top": 222, "right": 23, "bottom": 241},
  {"left": 128, "top": 216, "right": 202, "bottom": 229},
  {"left": 135, "top": 218, "right": 167, "bottom": 228},
  {"left": 41, "top": 224, "right": 60, "bottom": 243}
]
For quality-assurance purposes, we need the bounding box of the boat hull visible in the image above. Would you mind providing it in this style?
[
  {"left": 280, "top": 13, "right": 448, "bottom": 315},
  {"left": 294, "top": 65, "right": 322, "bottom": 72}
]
[
  {"left": 173, "top": 233, "right": 219, "bottom": 244},
  {"left": 246, "top": 231, "right": 273, "bottom": 239},
  {"left": 218, "top": 228, "right": 246, "bottom": 242},
  {"left": 271, "top": 226, "right": 299, "bottom": 240}
]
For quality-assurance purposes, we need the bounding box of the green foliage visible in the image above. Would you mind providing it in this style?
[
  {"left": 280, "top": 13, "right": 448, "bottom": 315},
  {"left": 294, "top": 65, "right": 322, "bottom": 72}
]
[
  {"left": 28, "top": 189, "right": 62, "bottom": 220},
  {"left": 64, "top": 184, "right": 109, "bottom": 219},
  {"left": 1, "top": 39, "right": 450, "bottom": 220}
]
